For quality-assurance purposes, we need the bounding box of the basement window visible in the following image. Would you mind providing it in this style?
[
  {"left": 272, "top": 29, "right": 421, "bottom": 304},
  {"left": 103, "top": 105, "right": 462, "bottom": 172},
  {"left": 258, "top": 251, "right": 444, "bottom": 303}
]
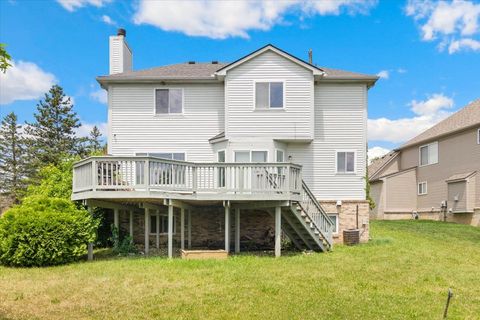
[
  {"left": 150, "top": 214, "right": 176, "bottom": 235},
  {"left": 328, "top": 214, "right": 339, "bottom": 235},
  {"left": 255, "top": 82, "right": 284, "bottom": 109},
  {"left": 155, "top": 88, "right": 183, "bottom": 114}
]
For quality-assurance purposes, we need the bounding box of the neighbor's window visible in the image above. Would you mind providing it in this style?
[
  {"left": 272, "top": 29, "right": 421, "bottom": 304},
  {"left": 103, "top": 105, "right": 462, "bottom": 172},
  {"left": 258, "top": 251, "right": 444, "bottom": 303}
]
[
  {"left": 155, "top": 88, "right": 183, "bottom": 114},
  {"left": 419, "top": 142, "right": 438, "bottom": 166},
  {"left": 328, "top": 214, "right": 339, "bottom": 234},
  {"left": 255, "top": 82, "right": 284, "bottom": 109},
  {"left": 418, "top": 182, "right": 428, "bottom": 195},
  {"left": 150, "top": 214, "right": 176, "bottom": 234},
  {"left": 477, "top": 129, "right": 480, "bottom": 144},
  {"left": 336, "top": 151, "right": 355, "bottom": 173}
]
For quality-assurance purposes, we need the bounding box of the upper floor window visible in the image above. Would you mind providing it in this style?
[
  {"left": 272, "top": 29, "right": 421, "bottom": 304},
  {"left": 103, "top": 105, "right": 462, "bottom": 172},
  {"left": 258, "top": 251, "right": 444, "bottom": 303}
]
[
  {"left": 477, "top": 128, "right": 480, "bottom": 144},
  {"left": 255, "top": 82, "right": 284, "bottom": 109},
  {"left": 336, "top": 151, "right": 355, "bottom": 173},
  {"left": 155, "top": 88, "right": 183, "bottom": 114},
  {"left": 419, "top": 142, "right": 438, "bottom": 166}
]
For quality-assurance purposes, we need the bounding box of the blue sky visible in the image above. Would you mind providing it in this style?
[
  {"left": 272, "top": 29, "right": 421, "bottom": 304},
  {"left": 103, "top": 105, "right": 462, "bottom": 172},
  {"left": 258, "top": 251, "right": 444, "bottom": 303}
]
[{"left": 1, "top": 0, "right": 479, "bottom": 159}]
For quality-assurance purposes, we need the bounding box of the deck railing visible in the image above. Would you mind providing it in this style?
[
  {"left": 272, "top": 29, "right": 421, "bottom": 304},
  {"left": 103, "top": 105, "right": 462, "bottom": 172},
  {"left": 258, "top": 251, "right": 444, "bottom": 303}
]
[{"left": 73, "top": 156, "right": 303, "bottom": 197}]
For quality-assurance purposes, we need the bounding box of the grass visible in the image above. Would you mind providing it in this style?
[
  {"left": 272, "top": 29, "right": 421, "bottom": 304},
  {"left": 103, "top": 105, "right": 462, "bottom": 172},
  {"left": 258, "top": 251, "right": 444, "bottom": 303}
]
[{"left": 0, "top": 220, "right": 479, "bottom": 320}]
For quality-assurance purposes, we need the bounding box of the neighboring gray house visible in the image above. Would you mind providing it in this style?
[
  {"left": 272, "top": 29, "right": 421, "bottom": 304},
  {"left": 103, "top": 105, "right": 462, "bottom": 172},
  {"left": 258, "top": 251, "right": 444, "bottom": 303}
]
[
  {"left": 72, "top": 29, "right": 378, "bottom": 258},
  {"left": 369, "top": 99, "right": 480, "bottom": 226}
]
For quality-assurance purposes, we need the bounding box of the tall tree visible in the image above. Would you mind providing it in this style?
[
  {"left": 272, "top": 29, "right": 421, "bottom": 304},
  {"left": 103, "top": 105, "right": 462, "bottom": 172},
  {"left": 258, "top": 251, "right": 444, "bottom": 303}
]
[
  {"left": 88, "top": 125, "right": 103, "bottom": 153},
  {"left": 0, "top": 43, "right": 12, "bottom": 73},
  {"left": 24, "top": 85, "right": 81, "bottom": 170},
  {"left": 0, "top": 112, "right": 28, "bottom": 203}
]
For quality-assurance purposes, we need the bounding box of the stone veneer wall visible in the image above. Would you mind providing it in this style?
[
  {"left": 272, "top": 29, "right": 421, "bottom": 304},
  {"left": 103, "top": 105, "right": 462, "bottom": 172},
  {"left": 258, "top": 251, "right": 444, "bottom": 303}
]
[
  {"left": 319, "top": 200, "right": 370, "bottom": 244},
  {"left": 117, "top": 206, "right": 276, "bottom": 251},
  {"left": 381, "top": 209, "right": 480, "bottom": 227}
]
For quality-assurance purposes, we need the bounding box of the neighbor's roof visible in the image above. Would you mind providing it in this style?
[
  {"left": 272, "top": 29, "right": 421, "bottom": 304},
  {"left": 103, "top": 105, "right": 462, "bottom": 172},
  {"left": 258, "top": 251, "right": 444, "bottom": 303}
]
[
  {"left": 399, "top": 99, "right": 480, "bottom": 150},
  {"left": 445, "top": 171, "right": 477, "bottom": 182},
  {"left": 368, "top": 151, "right": 399, "bottom": 181}
]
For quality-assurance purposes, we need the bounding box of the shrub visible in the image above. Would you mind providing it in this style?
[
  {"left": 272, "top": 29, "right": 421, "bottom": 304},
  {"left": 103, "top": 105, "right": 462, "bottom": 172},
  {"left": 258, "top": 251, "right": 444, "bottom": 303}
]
[
  {"left": 0, "top": 196, "right": 98, "bottom": 267},
  {"left": 111, "top": 225, "right": 137, "bottom": 256}
]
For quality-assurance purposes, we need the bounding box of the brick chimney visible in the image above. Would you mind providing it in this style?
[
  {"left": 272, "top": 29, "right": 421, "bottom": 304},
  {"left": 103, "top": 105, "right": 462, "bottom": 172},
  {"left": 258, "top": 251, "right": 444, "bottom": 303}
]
[{"left": 109, "top": 28, "right": 132, "bottom": 74}]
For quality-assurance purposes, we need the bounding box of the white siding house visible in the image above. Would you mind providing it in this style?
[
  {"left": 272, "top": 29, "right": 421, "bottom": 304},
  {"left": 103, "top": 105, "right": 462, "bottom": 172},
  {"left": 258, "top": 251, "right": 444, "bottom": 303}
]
[{"left": 73, "top": 30, "right": 378, "bottom": 258}]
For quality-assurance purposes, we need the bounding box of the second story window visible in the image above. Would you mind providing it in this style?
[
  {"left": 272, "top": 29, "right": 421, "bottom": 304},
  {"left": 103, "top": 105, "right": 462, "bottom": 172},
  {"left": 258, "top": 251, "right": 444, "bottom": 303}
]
[
  {"left": 419, "top": 142, "right": 438, "bottom": 166},
  {"left": 255, "top": 82, "right": 284, "bottom": 109},
  {"left": 336, "top": 151, "right": 355, "bottom": 173},
  {"left": 155, "top": 88, "right": 183, "bottom": 114}
]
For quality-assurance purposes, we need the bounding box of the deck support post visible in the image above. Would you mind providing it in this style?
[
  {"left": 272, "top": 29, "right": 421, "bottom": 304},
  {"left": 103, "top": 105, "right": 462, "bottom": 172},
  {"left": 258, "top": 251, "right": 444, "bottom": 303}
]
[
  {"left": 187, "top": 210, "right": 192, "bottom": 249},
  {"left": 87, "top": 206, "right": 94, "bottom": 261},
  {"left": 168, "top": 201, "right": 174, "bottom": 258},
  {"left": 156, "top": 210, "right": 160, "bottom": 249},
  {"left": 225, "top": 202, "right": 230, "bottom": 253},
  {"left": 113, "top": 208, "right": 120, "bottom": 247},
  {"left": 144, "top": 208, "right": 149, "bottom": 255},
  {"left": 180, "top": 208, "right": 185, "bottom": 250},
  {"left": 235, "top": 208, "right": 240, "bottom": 253},
  {"left": 129, "top": 210, "right": 133, "bottom": 237},
  {"left": 275, "top": 206, "right": 281, "bottom": 258}
]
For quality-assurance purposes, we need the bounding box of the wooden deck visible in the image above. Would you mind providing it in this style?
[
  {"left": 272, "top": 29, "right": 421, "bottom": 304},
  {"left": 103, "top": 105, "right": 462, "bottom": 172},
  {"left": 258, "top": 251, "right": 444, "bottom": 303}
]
[{"left": 72, "top": 156, "right": 303, "bottom": 202}]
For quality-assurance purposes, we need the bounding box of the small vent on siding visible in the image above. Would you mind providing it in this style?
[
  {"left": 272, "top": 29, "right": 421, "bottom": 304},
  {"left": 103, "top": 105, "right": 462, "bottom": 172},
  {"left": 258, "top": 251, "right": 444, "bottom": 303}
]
[{"left": 188, "top": 61, "right": 196, "bottom": 64}]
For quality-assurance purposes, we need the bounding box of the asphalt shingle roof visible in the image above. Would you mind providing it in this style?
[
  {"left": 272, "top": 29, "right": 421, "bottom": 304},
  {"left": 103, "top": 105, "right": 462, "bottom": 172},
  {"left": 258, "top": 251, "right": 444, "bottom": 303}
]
[
  {"left": 400, "top": 99, "right": 480, "bottom": 149},
  {"left": 368, "top": 151, "right": 399, "bottom": 181}
]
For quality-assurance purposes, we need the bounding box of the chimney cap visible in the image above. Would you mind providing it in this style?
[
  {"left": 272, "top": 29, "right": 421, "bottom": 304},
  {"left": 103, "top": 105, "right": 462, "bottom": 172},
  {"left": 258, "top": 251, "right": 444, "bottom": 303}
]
[{"left": 117, "top": 28, "right": 126, "bottom": 37}]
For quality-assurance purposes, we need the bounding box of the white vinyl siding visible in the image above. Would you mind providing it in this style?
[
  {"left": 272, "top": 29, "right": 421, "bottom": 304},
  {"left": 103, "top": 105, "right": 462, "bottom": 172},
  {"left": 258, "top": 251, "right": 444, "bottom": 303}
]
[
  {"left": 419, "top": 142, "right": 438, "bottom": 166},
  {"left": 225, "top": 50, "right": 313, "bottom": 140},
  {"left": 155, "top": 88, "right": 183, "bottom": 114},
  {"left": 287, "top": 83, "right": 367, "bottom": 200},
  {"left": 109, "top": 83, "right": 224, "bottom": 161},
  {"left": 418, "top": 181, "right": 427, "bottom": 195}
]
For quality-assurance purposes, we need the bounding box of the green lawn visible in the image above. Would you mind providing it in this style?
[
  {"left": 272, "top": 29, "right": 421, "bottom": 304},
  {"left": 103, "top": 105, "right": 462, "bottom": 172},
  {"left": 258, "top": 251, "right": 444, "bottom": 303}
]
[{"left": 0, "top": 220, "right": 479, "bottom": 320}]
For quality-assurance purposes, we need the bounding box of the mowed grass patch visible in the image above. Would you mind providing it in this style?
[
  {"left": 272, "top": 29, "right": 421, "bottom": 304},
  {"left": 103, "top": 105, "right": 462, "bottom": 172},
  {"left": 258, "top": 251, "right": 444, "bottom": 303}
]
[{"left": 0, "top": 220, "right": 479, "bottom": 319}]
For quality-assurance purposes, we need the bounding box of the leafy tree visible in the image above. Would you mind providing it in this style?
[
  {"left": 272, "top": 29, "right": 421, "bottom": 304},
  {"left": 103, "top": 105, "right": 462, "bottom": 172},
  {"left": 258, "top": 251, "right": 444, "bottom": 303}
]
[
  {"left": 0, "top": 112, "right": 28, "bottom": 203},
  {"left": 0, "top": 43, "right": 12, "bottom": 73},
  {"left": 24, "top": 85, "right": 81, "bottom": 172}
]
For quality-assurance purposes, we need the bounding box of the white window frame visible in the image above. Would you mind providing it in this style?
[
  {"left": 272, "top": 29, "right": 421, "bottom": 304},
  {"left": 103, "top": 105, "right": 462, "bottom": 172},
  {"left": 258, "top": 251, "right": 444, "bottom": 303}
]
[
  {"left": 233, "top": 150, "right": 269, "bottom": 162},
  {"left": 418, "top": 181, "right": 428, "bottom": 195},
  {"left": 135, "top": 152, "right": 187, "bottom": 161},
  {"left": 335, "top": 150, "right": 356, "bottom": 174},
  {"left": 328, "top": 214, "right": 339, "bottom": 235},
  {"left": 275, "top": 149, "right": 285, "bottom": 162},
  {"left": 149, "top": 213, "right": 176, "bottom": 235},
  {"left": 253, "top": 80, "right": 286, "bottom": 110},
  {"left": 153, "top": 87, "right": 184, "bottom": 115},
  {"left": 418, "top": 141, "right": 438, "bottom": 167}
]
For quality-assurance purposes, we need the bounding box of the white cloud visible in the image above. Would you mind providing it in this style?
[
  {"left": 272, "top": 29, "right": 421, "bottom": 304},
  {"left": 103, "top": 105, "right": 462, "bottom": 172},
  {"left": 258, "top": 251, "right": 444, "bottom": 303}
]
[
  {"left": 397, "top": 68, "right": 407, "bottom": 74},
  {"left": 0, "top": 60, "right": 57, "bottom": 105},
  {"left": 101, "top": 14, "right": 116, "bottom": 26},
  {"left": 368, "top": 93, "right": 454, "bottom": 143},
  {"left": 76, "top": 121, "right": 108, "bottom": 138},
  {"left": 377, "top": 70, "right": 389, "bottom": 79},
  {"left": 448, "top": 37, "right": 480, "bottom": 53},
  {"left": 406, "top": 0, "right": 480, "bottom": 54},
  {"left": 409, "top": 93, "right": 454, "bottom": 115},
  {"left": 90, "top": 89, "right": 107, "bottom": 104},
  {"left": 368, "top": 147, "right": 390, "bottom": 164},
  {"left": 133, "top": 0, "right": 377, "bottom": 39},
  {"left": 56, "top": 0, "right": 111, "bottom": 12}
]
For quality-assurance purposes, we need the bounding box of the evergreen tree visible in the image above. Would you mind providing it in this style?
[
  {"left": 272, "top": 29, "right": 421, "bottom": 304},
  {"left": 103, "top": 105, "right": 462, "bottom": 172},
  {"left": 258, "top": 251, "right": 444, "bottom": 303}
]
[
  {"left": 88, "top": 125, "right": 103, "bottom": 153},
  {"left": 25, "top": 85, "right": 81, "bottom": 170},
  {"left": 0, "top": 112, "right": 28, "bottom": 203}
]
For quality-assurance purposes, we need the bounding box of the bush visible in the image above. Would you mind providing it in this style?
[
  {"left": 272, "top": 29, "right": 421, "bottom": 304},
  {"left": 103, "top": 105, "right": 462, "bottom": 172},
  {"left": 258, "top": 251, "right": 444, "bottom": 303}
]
[{"left": 0, "top": 196, "right": 98, "bottom": 267}]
